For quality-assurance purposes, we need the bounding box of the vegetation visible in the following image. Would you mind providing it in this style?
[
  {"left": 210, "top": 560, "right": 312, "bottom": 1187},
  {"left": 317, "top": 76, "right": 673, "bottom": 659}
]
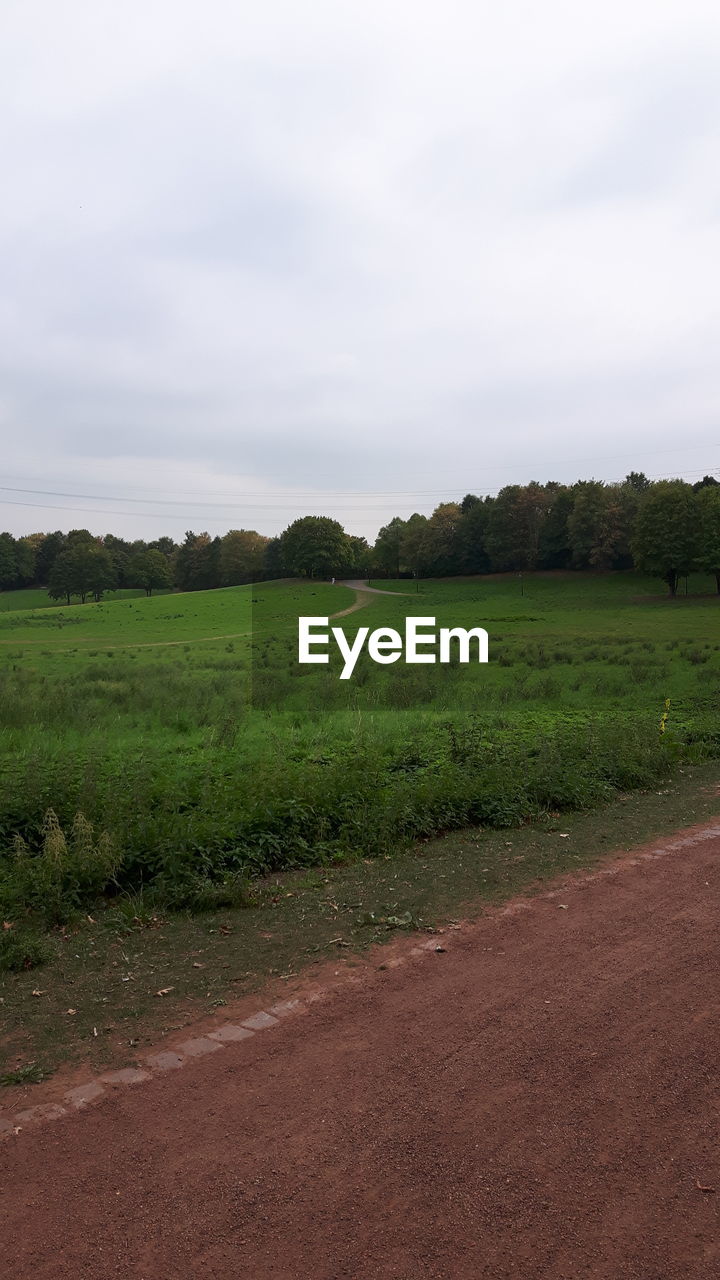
[
  {"left": 1, "top": 472, "right": 719, "bottom": 606},
  {"left": 4, "top": 761, "right": 720, "bottom": 1081},
  {"left": 0, "top": 570, "right": 718, "bottom": 946}
]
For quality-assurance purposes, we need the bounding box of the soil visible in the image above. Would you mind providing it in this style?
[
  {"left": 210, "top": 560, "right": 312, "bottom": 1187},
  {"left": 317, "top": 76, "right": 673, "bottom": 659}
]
[{"left": 2, "top": 822, "right": 720, "bottom": 1278}]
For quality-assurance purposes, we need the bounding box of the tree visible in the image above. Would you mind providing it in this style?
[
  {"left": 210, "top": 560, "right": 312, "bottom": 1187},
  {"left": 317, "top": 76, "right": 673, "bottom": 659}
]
[
  {"left": 420, "top": 503, "right": 463, "bottom": 576},
  {"left": 279, "top": 517, "right": 350, "bottom": 578},
  {"left": 103, "top": 534, "right": 133, "bottom": 587},
  {"left": 47, "top": 544, "right": 116, "bottom": 603},
  {"left": 399, "top": 513, "right": 429, "bottom": 576},
  {"left": 85, "top": 547, "right": 117, "bottom": 601},
  {"left": 263, "top": 537, "right": 285, "bottom": 579},
  {"left": 342, "top": 536, "right": 371, "bottom": 575},
  {"left": 174, "top": 532, "right": 220, "bottom": 591},
  {"left": 373, "top": 517, "right": 406, "bottom": 577},
  {"left": 696, "top": 484, "right": 720, "bottom": 594},
  {"left": 632, "top": 480, "right": 698, "bottom": 596},
  {"left": 48, "top": 551, "right": 76, "bottom": 604},
  {"left": 219, "top": 530, "right": 268, "bottom": 585},
  {"left": 567, "top": 482, "right": 635, "bottom": 570},
  {"left": 127, "top": 549, "right": 173, "bottom": 596},
  {"left": 486, "top": 484, "right": 551, "bottom": 571},
  {"left": 457, "top": 497, "right": 492, "bottom": 574},
  {"left": 0, "top": 533, "right": 17, "bottom": 589},
  {"left": 34, "top": 531, "right": 65, "bottom": 584},
  {"left": 538, "top": 487, "right": 573, "bottom": 569},
  {"left": 625, "top": 471, "right": 651, "bottom": 493}
]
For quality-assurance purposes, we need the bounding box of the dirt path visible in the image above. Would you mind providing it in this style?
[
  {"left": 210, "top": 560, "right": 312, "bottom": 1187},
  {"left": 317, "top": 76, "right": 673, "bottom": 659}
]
[
  {"left": 330, "top": 578, "right": 412, "bottom": 619},
  {"left": 3, "top": 822, "right": 720, "bottom": 1278},
  {"left": 0, "top": 581, "right": 394, "bottom": 648}
]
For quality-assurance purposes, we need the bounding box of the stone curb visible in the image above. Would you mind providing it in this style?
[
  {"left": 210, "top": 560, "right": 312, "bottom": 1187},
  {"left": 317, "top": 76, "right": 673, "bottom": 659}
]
[{"left": 0, "top": 996, "right": 306, "bottom": 1140}]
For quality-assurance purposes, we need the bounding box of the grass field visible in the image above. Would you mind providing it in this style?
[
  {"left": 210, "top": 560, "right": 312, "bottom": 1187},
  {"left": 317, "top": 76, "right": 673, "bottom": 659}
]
[
  {"left": 1, "top": 571, "right": 719, "bottom": 956},
  {"left": 0, "top": 586, "right": 172, "bottom": 612}
]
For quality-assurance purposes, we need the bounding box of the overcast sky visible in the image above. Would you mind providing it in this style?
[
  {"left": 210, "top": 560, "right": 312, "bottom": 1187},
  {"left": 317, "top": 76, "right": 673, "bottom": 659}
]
[{"left": 2, "top": 0, "right": 719, "bottom": 542}]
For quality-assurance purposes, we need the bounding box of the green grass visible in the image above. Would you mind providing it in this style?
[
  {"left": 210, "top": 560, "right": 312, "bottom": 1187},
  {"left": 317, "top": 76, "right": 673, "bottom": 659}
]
[
  {"left": 0, "top": 571, "right": 718, "bottom": 934},
  {"left": 0, "top": 586, "right": 173, "bottom": 613},
  {"left": 3, "top": 758, "right": 720, "bottom": 1084}
]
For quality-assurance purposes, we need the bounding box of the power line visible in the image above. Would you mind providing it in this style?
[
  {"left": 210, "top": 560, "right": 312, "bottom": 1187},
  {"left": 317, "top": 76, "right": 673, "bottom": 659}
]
[
  {"left": 0, "top": 443, "right": 716, "bottom": 502},
  {"left": 1, "top": 467, "right": 718, "bottom": 511},
  {"left": 0, "top": 467, "right": 717, "bottom": 526}
]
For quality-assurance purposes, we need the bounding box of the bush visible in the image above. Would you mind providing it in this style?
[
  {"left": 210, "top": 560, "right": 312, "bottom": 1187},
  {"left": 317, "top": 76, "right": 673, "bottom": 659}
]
[
  {"left": 1, "top": 809, "right": 120, "bottom": 925},
  {"left": 0, "top": 926, "right": 52, "bottom": 972}
]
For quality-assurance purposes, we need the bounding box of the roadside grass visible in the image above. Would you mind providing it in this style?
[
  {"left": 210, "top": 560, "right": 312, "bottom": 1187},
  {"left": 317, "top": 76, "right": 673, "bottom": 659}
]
[{"left": 2, "top": 758, "right": 720, "bottom": 1085}]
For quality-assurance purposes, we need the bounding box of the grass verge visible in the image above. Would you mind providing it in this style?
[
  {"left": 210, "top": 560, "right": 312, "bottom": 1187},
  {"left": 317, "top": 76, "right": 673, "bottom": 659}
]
[{"left": 2, "top": 758, "right": 720, "bottom": 1087}]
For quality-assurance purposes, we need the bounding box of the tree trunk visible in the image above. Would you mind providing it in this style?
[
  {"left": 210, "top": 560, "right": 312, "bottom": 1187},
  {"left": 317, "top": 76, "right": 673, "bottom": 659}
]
[{"left": 716, "top": 572, "right": 720, "bottom": 596}]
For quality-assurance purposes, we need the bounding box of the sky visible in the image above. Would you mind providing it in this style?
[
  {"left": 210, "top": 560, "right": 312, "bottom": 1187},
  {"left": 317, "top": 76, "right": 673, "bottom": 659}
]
[{"left": 2, "top": 0, "right": 720, "bottom": 543}]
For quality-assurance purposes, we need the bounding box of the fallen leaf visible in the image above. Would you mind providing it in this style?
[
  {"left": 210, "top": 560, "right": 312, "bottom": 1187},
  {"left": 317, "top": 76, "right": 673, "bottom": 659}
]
[
  {"left": 192, "top": 962, "right": 205, "bottom": 969},
  {"left": 558, "top": 904, "right": 569, "bottom": 910},
  {"left": 2, "top": 921, "right": 14, "bottom": 931},
  {"left": 31, "top": 989, "right": 45, "bottom": 997},
  {"left": 559, "top": 833, "right": 570, "bottom": 839},
  {"left": 696, "top": 1180, "right": 716, "bottom": 1193},
  {"left": 66, "top": 1008, "right": 77, "bottom": 1016},
  {"left": 155, "top": 987, "right": 175, "bottom": 997}
]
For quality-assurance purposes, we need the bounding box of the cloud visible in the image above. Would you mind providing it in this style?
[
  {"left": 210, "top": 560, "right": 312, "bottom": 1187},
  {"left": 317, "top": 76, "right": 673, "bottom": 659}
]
[{"left": 1, "top": 0, "right": 719, "bottom": 541}]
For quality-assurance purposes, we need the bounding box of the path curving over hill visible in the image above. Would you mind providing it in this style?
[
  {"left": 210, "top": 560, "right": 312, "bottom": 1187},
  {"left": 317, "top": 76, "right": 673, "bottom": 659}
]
[{"left": 330, "top": 578, "right": 412, "bottom": 619}]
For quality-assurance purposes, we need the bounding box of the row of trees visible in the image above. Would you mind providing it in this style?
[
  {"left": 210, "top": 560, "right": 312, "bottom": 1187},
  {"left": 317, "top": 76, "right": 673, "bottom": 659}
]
[
  {"left": 0, "top": 527, "right": 270, "bottom": 602},
  {"left": 0, "top": 474, "right": 718, "bottom": 601},
  {"left": 371, "top": 475, "right": 720, "bottom": 594}
]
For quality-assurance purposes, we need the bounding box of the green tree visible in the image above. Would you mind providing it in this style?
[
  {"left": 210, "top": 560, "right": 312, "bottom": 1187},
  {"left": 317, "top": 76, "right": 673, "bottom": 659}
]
[
  {"left": 399, "top": 513, "right": 429, "bottom": 576},
  {"left": 567, "top": 482, "right": 635, "bottom": 570},
  {"left": 48, "top": 544, "right": 116, "bottom": 603},
  {"left": 279, "top": 517, "right": 350, "bottom": 577},
  {"left": 263, "top": 537, "right": 285, "bottom": 579},
  {"left": 625, "top": 471, "right": 651, "bottom": 493},
  {"left": 127, "top": 549, "right": 173, "bottom": 596},
  {"left": 174, "top": 532, "right": 220, "bottom": 591},
  {"left": 457, "top": 497, "right": 492, "bottom": 573},
  {"left": 48, "top": 551, "right": 77, "bottom": 603},
  {"left": 420, "top": 503, "right": 463, "bottom": 576},
  {"left": 373, "top": 517, "right": 406, "bottom": 577},
  {"left": 219, "top": 530, "right": 268, "bottom": 585},
  {"left": 85, "top": 547, "right": 117, "bottom": 601},
  {"left": 0, "top": 533, "right": 17, "bottom": 589},
  {"left": 632, "top": 480, "right": 698, "bottom": 596},
  {"left": 538, "top": 487, "right": 572, "bottom": 569},
  {"left": 486, "top": 484, "right": 550, "bottom": 571},
  {"left": 696, "top": 484, "right": 720, "bottom": 594},
  {"left": 342, "top": 536, "right": 371, "bottom": 575},
  {"left": 34, "top": 531, "right": 65, "bottom": 584}
]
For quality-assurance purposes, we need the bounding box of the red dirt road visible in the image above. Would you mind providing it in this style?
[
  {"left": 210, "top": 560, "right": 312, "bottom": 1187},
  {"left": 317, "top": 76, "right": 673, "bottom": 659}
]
[{"left": 3, "top": 825, "right": 720, "bottom": 1278}]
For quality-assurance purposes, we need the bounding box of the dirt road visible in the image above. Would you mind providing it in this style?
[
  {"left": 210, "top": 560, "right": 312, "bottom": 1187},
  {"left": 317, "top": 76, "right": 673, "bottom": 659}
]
[{"left": 3, "top": 823, "right": 720, "bottom": 1278}]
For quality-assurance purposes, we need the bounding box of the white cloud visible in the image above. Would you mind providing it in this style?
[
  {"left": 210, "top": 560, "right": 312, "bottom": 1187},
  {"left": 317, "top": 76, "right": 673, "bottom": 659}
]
[{"left": 1, "top": 0, "right": 719, "bottom": 540}]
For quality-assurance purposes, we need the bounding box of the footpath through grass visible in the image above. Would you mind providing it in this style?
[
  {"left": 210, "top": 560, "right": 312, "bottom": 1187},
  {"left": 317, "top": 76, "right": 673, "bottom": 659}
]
[{"left": 2, "top": 758, "right": 720, "bottom": 1088}]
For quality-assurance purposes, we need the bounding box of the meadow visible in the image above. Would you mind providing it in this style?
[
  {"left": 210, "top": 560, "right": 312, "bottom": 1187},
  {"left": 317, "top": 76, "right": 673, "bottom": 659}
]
[{"left": 1, "top": 571, "right": 719, "bottom": 956}]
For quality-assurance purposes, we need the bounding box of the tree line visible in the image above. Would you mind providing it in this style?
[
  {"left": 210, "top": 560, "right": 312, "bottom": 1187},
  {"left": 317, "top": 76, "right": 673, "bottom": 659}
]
[{"left": 0, "top": 473, "right": 718, "bottom": 601}]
